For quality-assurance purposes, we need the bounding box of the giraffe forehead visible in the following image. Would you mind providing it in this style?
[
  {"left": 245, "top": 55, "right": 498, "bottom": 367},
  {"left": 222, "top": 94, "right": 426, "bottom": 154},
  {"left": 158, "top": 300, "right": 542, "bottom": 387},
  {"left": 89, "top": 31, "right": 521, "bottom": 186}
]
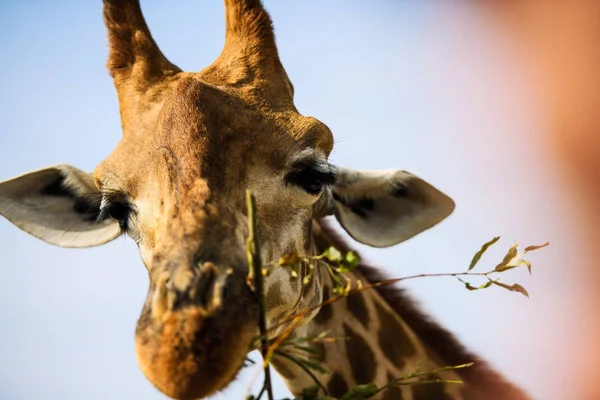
[{"left": 155, "top": 77, "right": 334, "bottom": 156}]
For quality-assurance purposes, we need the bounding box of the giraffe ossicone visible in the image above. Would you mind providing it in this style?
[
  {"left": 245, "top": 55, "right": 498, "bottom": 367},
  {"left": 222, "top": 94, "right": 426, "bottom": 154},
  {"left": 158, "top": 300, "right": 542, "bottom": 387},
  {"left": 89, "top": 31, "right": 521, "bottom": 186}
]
[{"left": 0, "top": 1, "right": 530, "bottom": 399}]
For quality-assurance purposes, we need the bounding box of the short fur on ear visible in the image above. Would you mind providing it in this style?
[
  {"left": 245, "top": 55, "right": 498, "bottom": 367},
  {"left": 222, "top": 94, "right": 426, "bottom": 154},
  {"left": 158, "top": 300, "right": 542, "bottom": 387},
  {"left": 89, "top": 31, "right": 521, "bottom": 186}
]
[
  {"left": 315, "top": 166, "right": 455, "bottom": 247},
  {"left": 0, "top": 165, "right": 121, "bottom": 248}
]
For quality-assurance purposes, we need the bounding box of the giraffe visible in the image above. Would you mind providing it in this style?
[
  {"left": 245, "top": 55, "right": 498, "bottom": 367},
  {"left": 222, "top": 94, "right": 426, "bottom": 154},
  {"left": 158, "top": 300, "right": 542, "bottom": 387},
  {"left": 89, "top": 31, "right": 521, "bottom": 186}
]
[{"left": 0, "top": 1, "right": 530, "bottom": 400}]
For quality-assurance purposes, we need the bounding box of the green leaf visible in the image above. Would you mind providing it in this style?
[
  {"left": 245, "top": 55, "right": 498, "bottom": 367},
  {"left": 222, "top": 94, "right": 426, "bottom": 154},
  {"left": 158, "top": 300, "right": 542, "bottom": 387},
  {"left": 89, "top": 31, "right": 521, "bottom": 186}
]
[
  {"left": 495, "top": 258, "right": 530, "bottom": 273},
  {"left": 328, "top": 270, "right": 344, "bottom": 290},
  {"left": 496, "top": 241, "right": 549, "bottom": 274},
  {"left": 494, "top": 243, "right": 518, "bottom": 272},
  {"left": 511, "top": 283, "right": 529, "bottom": 298},
  {"left": 339, "top": 383, "right": 380, "bottom": 400},
  {"left": 342, "top": 279, "right": 352, "bottom": 296},
  {"left": 524, "top": 242, "right": 550, "bottom": 252},
  {"left": 524, "top": 259, "right": 533, "bottom": 275},
  {"left": 468, "top": 237, "right": 500, "bottom": 271},
  {"left": 522, "top": 242, "right": 549, "bottom": 273},
  {"left": 464, "top": 281, "right": 493, "bottom": 291},
  {"left": 339, "top": 251, "right": 361, "bottom": 272},
  {"left": 492, "top": 281, "right": 530, "bottom": 298},
  {"left": 321, "top": 246, "right": 343, "bottom": 263}
]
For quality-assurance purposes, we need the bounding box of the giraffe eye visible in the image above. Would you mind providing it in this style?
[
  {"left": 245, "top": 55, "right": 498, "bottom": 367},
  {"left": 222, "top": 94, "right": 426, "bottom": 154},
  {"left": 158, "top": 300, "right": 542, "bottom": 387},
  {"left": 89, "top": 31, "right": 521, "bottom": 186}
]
[
  {"left": 286, "top": 167, "right": 336, "bottom": 196},
  {"left": 98, "top": 194, "right": 132, "bottom": 230},
  {"left": 107, "top": 202, "right": 131, "bottom": 223}
]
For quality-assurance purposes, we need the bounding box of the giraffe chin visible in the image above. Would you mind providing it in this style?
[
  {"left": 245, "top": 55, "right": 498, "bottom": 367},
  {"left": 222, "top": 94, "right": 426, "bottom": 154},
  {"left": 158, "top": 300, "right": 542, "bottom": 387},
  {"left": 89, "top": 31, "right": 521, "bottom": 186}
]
[{"left": 135, "top": 304, "right": 258, "bottom": 400}]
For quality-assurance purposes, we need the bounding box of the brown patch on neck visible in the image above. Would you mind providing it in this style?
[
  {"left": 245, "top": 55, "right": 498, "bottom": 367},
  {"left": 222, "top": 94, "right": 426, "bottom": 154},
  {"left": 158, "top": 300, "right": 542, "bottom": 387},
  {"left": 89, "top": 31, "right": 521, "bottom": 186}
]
[
  {"left": 376, "top": 304, "right": 416, "bottom": 370},
  {"left": 312, "top": 219, "right": 531, "bottom": 400},
  {"left": 312, "top": 286, "right": 333, "bottom": 325},
  {"left": 344, "top": 323, "right": 376, "bottom": 384},
  {"left": 327, "top": 372, "right": 349, "bottom": 398},
  {"left": 345, "top": 290, "right": 370, "bottom": 329},
  {"left": 311, "top": 341, "right": 326, "bottom": 363}
]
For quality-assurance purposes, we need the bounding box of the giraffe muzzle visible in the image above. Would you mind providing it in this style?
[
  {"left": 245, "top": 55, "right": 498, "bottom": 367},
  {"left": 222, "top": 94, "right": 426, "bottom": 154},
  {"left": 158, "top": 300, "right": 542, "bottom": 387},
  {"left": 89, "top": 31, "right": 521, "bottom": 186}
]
[{"left": 135, "top": 262, "right": 259, "bottom": 400}]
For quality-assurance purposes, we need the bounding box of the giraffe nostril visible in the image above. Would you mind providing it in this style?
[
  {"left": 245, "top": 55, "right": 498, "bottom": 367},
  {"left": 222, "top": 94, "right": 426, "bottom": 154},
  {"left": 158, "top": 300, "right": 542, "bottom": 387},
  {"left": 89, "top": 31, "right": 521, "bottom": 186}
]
[
  {"left": 189, "top": 262, "right": 232, "bottom": 314},
  {"left": 192, "top": 264, "right": 217, "bottom": 307},
  {"left": 151, "top": 262, "right": 233, "bottom": 320}
]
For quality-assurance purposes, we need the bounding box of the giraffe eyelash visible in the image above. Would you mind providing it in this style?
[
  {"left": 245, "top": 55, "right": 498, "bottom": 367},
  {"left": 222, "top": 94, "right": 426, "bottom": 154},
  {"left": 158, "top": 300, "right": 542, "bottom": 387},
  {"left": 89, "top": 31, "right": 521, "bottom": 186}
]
[
  {"left": 286, "top": 166, "right": 336, "bottom": 195},
  {"left": 97, "top": 190, "right": 133, "bottom": 231}
]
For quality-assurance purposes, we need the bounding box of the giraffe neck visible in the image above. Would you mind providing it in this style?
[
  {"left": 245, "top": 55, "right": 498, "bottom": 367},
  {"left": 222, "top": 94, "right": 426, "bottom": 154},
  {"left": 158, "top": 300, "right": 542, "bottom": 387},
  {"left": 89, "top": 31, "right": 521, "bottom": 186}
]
[{"left": 270, "top": 220, "right": 530, "bottom": 400}]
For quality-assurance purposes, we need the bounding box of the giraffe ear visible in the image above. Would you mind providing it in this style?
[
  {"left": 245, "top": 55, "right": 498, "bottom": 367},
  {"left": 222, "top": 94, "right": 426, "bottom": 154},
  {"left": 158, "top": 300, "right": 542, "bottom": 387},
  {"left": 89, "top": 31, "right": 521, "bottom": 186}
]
[
  {"left": 0, "top": 165, "right": 121, "bottom": 248},
  {"left": 316, "top": 166, "right": 455, "bottom": 247}
]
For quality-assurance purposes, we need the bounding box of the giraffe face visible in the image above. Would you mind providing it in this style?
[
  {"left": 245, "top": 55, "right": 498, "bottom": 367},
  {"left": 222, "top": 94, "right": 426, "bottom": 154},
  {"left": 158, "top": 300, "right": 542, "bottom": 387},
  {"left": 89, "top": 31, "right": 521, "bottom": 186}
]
[{"left": 93, "top": 75, "right": 335, "bottom": 398}]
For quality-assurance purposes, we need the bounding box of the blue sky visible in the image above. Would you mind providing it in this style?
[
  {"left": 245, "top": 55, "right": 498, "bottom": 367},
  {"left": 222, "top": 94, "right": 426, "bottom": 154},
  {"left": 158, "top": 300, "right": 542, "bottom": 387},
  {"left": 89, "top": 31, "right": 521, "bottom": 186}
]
[{"left": 0, "top": 1, "right": 577, "bottom": 399}]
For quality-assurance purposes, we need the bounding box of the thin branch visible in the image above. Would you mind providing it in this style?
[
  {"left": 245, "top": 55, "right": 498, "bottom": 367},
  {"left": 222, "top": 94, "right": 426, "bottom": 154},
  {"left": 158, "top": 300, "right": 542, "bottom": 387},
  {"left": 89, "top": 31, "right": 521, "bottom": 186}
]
[
  {"left": 376, "top": 362, "right": 473, "bottom": 395},
  {"left": 254, "top": 381, "right": 267, "bottom": 400},
  {"left": 268, "top": 270, "right": 498, "bottom": 335},
  {"left": 246, "top": 190, "right": 274, "bottom": 400},
  {"left": 263, "top": 314, "right": 305, "bottom": 367}
]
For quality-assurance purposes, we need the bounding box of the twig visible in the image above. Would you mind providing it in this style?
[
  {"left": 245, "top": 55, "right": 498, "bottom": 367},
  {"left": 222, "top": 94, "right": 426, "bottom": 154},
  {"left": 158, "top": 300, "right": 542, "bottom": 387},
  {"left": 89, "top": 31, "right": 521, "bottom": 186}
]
[
  {"left": 263, "top": 314, "right": 306, "bottom": 367},
  {"left": 269, "top": 270, "right": 500, "bottom": 335},
  {"left": 255, "top": 381, "right": 267, "bottom": 400},
  {"left": 245, "top": 190, "right": 274, "bottom": 400},
  {"left": 374, "top": 362, "right": 473, "bottom": 396}
]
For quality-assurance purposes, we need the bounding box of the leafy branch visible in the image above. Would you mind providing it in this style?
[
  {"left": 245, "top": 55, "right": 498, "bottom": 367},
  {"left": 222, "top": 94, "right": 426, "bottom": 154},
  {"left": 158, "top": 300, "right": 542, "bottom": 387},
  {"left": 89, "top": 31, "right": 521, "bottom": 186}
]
[
  {"left": 267, "top": 237, "right": 548, "bottom": 342},
  {"left": 245, "top": 190, "right": 274, "bottom": 400},
  {"left": 244, "top": 189, "right": 549, "bottom": 400}
]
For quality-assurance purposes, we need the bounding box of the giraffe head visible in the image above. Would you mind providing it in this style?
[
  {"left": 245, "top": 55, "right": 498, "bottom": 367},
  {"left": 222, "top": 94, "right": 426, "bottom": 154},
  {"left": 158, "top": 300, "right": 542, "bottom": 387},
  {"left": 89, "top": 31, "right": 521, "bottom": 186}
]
[{"left": 0, "top": 1, "right": 455, "bottom": 399}]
